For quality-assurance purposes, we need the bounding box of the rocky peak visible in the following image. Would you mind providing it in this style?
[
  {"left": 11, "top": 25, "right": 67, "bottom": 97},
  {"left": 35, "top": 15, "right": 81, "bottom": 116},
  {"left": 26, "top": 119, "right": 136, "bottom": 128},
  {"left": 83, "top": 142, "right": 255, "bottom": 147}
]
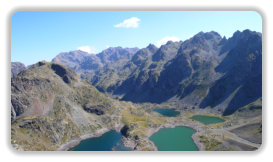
[
  {"left": 152, "top": 41, "right": 182, "bottom": 62},
  {"left": 192, "top": 31, "right": 222, "bottom": 41},
  {"left": 220, "top": 29, "right": 262, "bottom": 55},
  {"left": 146, "top": 44, "right": 158, "bottom": 53},
  {"left": 229, "top": 29, "right": 261, "bottom": 42},
  {"left": 97, "top": 47, "right": 139, "bottom": 63},
  {"left": 72, "top": 50, "right": 90, "bottom": 54},
  {"left": 179, "top": 31, "right": 222, "bottom": 56},
  {"left": 52, "top": 50, "right": 94, "bottom": 70},
  {"left": 219, "top": 36, "right": 227, "bottom": 45}
]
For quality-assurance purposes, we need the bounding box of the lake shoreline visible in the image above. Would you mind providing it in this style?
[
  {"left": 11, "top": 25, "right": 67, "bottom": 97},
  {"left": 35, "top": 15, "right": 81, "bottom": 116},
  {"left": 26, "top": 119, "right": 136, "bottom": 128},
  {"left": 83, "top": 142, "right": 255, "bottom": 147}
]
[
  {"left": 145, "top": 122, "right": 205, "bottom": 151},
  {"left": 57, "top": 124, "right": 124, "bottom": 151},
  {"left": 57, "top": 121, "right": 205, "bottom": 151}
]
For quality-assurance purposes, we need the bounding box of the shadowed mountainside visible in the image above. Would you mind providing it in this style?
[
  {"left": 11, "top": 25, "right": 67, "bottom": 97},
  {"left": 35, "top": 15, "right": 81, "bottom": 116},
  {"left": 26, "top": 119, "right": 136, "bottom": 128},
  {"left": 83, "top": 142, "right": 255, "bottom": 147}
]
[{"left": 51, "top": 30, "right": 262, "bottom": 116}]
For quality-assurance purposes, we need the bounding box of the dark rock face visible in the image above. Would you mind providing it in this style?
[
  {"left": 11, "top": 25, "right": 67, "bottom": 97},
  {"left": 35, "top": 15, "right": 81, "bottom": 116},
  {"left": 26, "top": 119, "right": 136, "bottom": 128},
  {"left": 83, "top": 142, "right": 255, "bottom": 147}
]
[
  {"left": 120, "top": 125, "right": 129, "bottom": 137},
  {"left": 19, "top": 120, "right": 41, "bottom": 130},
  {"left": 83, "top": 104, "right": 105, "bottom": 115},
  {"left": 11, "top": 62, "right": 26, "bottom": 78},
  {"left": 51, "top": 63, "right": 75, "bottom": 84}
]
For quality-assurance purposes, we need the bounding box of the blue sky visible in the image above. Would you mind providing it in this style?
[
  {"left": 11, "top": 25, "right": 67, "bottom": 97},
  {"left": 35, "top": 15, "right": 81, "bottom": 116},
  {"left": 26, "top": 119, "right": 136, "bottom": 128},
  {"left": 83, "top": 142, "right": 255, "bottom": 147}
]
[{"left": 11, "top": 11, "right": 262, "bottom": 66}]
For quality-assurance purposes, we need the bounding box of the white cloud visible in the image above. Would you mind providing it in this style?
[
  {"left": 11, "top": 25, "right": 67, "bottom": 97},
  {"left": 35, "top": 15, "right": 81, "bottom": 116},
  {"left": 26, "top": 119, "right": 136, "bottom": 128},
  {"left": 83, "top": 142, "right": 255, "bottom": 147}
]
[
  {"left": 156, "top": 36, "right": 181, "bottom": 47},
  {"left": 77, "top": 46, "right": 97, "bottom": 54},
  {"left": 114, "top": 17, "right": 140, "bottom": 28}
]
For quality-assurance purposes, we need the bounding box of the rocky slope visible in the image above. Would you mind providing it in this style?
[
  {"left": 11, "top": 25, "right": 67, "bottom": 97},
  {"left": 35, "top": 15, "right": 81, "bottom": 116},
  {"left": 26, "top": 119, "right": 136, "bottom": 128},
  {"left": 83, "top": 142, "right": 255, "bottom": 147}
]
[
  {"left": 11, "top": 61, "right": 125, "bottom": 150},
  {"left": 11, "top": 62, "right": 26, "bottom": 78}
]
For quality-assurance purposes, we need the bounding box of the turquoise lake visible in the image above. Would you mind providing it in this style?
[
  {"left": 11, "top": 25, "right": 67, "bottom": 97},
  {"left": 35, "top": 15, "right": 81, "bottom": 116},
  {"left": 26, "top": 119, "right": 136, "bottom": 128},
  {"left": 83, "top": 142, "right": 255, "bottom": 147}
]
[
  {"left": 191, "top": 115, "right": 225, "bottom": 125},
  {"left": 69, "top": 130, "right": 131, "bottom": 151},
  {"left": 153, "top": 108, "right": 180, "bottom": 117},
  {"left": 149, "top": 126, "right": 198, "bottom": 151}
]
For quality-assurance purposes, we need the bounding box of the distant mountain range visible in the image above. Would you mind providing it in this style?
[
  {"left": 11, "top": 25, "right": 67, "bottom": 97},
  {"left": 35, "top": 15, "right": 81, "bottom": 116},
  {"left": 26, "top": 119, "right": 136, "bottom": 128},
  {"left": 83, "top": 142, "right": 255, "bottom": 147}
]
[
  {"left": 12, "top": 29, "right": 262, "bottom": 116},
  {"left": 51, "top": 29, "right": 262, "bottom": 116}
]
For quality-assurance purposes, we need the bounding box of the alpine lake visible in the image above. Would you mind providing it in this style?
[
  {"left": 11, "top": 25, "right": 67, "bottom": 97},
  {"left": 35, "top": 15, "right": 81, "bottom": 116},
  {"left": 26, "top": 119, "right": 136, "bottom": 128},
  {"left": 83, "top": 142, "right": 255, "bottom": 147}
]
[
  {"left": 191, "top": 115, "right": 225, "bottom": 125},
  {"left": 69, "top": 109, "right": 225, "bottom": 151},
  {"left": 69, "top": 130, "right": 131, "bottom": 151}
]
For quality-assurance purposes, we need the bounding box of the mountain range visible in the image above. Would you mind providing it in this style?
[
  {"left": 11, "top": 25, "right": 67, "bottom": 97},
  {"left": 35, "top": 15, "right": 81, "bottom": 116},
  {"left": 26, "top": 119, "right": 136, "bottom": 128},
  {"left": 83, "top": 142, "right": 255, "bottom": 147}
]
[{"left": 51, "top": 29, "right": 262, "bottom": 116}]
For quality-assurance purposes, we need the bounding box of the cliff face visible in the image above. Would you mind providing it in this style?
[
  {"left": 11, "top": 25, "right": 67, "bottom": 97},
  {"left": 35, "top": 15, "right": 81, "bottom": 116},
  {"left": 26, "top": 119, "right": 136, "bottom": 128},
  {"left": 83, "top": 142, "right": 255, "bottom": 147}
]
[{"left": 11, "top": 61, "right": 124, "bottom": 150}]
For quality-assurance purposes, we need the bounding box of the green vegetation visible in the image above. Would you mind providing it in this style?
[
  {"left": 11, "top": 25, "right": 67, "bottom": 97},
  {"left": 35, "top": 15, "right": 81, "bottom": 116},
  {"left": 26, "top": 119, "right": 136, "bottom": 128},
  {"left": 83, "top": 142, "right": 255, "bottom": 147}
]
[{"left": 121, "top": 103, "right": 166, "bottom": 138}]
